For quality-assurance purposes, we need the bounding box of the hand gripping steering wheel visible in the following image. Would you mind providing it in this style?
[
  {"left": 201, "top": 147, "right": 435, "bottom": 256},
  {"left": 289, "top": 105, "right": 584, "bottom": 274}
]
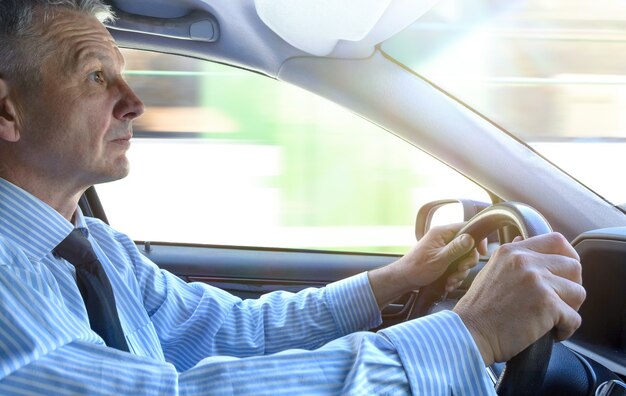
[{"left": 409, "top": 202, "right": 553, "bottom": 396}]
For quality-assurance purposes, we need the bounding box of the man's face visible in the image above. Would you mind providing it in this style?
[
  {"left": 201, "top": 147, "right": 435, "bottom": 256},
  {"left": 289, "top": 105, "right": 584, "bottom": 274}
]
[{"left": 14, "top": 10, "right": 144, "bottom": 188}]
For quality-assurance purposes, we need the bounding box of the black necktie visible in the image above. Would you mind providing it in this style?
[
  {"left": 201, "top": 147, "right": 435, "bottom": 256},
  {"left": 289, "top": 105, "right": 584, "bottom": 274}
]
[{"left": 54, "top": 229, "right": 129, "bottom": 352}]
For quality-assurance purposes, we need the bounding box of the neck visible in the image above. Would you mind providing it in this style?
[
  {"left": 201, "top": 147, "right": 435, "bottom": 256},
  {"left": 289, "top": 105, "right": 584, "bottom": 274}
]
[{"left": 0, "top": 168, "right": 85, "bottom": 221}]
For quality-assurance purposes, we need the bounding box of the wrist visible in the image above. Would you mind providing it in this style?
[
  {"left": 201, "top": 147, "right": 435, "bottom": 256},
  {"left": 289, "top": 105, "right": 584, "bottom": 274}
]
[
  {"left": 388, "top": 256, "right": 416, "bottom": 291},
  {"left": 454, "top": 307, "right": 494, "bottom": 366},
  {"left": 368, "top": 262, "right": 413, "bottom": 310}
]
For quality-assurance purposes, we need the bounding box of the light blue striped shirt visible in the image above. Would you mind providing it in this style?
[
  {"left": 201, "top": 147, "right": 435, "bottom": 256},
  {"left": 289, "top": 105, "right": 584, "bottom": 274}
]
[{"left": 0, "top": 178, "right": 493, "bottom": 395}]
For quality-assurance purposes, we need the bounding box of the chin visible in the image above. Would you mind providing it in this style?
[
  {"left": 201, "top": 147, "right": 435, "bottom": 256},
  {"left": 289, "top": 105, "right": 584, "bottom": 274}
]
[
  {"left": 111, "top": 164, "right": 131, "bottom": 182},
  {"left": 95, "top": 160, "right": 131, "bottom": 185}
]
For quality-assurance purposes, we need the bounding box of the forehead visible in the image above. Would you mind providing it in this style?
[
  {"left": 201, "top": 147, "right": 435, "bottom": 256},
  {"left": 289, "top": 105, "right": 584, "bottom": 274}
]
[{"left": 39, "top": 9, "right": 124, "bottom": 70}]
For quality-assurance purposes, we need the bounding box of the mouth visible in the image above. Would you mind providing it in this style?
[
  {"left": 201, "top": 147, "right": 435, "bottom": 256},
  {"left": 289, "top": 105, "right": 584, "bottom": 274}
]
[
  {"left": 110, "top": 126, "right": 133, "bottom": 145},
  {"left": 111, "top": 135, "right": 132, "bottom": 147}
]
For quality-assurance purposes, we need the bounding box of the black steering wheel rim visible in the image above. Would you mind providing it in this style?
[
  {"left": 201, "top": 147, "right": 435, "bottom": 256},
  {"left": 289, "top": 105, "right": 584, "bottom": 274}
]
[{"left": 410, "top": 202, "right": 554, "bottom": 396}]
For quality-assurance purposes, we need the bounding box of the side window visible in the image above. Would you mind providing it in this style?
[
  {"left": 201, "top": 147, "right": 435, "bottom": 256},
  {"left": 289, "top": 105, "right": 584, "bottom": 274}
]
[{"left": 96, "top": 49, "right": 490, "bottom": 254}]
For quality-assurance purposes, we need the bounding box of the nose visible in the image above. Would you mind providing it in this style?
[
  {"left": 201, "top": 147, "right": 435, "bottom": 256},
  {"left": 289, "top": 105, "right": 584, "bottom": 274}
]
[{"left": 113, "top": 79, "right": 145, "bottom": 121}]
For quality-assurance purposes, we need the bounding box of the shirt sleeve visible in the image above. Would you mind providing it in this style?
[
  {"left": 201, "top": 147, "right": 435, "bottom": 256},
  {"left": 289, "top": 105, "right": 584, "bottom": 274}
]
[
  {"left": 380, "top": 310, "right": 495, "bottom": 395},
  {"left": 177, "top": 310, "right": 495, "bottom": 395},
  {"left": 0, "top": 313, "right": 495, "bottom": 395},
  {"left": 112, "top": 228, "right": 382, "bottom": 370},
  {"left": 1, "top": 311, "right": 493, "bottom": 395}
]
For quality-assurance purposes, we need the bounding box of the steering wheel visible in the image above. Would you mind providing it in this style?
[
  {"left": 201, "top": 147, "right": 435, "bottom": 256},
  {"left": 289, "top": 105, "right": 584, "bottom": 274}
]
[{"left": 409, "top": 202, "right": 553, "bottom": 396}]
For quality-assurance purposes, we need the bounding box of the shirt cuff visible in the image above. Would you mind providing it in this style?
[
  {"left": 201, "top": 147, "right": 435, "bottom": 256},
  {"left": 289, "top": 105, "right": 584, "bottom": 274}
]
[
  {"left": 324, "top": 272, "right": 382, "bottom": 335},
  {"left": 380, "top": 310, "right": 495, "bottom": 395}
]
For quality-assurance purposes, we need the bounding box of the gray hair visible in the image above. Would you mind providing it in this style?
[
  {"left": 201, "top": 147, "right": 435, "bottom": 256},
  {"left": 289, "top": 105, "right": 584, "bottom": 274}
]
[{"left": 0, "top": 0, "right": 115, "bottom": 89}]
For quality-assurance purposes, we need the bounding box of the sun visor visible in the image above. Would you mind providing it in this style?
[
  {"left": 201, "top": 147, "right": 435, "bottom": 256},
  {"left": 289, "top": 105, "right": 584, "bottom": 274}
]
[{"left": 255, "top": 0, "right": 440, "bottom": 57}]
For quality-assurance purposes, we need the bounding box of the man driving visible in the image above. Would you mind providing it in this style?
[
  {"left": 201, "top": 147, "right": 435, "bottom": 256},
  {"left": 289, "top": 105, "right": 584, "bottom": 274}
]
[{"left": 0, "top": 0, "right": 585, "bottom": 394}]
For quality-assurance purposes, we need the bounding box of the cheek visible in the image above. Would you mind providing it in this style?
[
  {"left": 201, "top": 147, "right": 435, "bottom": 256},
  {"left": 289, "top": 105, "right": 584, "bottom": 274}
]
[
  {"left": 84, "top": 96, "right": 114, "bottom": 129},
  {"left": 38, "top": 90, "right": 114, "bottom": 154},
  {"left": 88, "top": 115, "right": 113, "bottom": 151},
  {"left": 66, "top": 107, "right": 109, "bottom": 147},
  {"left": 38, "top": 113, "right": 98, "bottom": 162}
]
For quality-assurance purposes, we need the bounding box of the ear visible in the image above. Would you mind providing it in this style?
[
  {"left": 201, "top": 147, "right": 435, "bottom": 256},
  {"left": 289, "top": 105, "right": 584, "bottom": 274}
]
[{"left": 0, "top": 79, "right": 20, "bottom": 143}]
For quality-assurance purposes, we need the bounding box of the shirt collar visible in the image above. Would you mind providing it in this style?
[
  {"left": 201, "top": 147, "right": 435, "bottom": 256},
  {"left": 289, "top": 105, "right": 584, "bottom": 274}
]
[
  {"left": 74, "top": 207, "right": 89, "bottom": 237},
  {"left": 0, "top": 178, "right": 77, "bottom": 262}
]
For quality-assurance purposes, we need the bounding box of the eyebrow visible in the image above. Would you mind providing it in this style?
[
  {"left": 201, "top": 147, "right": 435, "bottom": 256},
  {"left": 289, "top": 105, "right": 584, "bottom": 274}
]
[{"left": 72, "top": 47, "right": 126, "bottom": 73}]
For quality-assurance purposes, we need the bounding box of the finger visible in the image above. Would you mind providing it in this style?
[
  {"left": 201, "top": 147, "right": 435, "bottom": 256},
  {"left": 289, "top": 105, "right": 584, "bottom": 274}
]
[
  {"left": 553, "top": 301, "right": 583, "bottom": 341},
  {"left": 543, "top": 255, "right": 583, "bottom": 284},
  {"left": 515, "top": 233, "right": 579, "bottom": 260},
  {"left": 512, "top": 236, "right": 523, "bottom": 243},
  {"left": 446, "top": 279, "right": 465, "bottom": 293},
  {"left": 455, "top": 249, "right": 480, "bottom": 272},
  {"left": 438, "top": 233, "right": 475, "bottom": 263},
  {"left": 447, "top": 268, "right": 470, "bottom": 287},
  {"left": 547, "top": 273, "right": 586, "bottom": 310},
  {"left": 429, "top": 222, "right": 466, "bottom": 243},
  {"left": 476, "top": 238, "right": 489, "bottom": 256}
]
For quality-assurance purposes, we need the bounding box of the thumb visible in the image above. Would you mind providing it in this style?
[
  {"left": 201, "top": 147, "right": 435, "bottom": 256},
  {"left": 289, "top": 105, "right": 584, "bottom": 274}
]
[{"left": 440, "top": 234, "right": 474, "bottom": 262}]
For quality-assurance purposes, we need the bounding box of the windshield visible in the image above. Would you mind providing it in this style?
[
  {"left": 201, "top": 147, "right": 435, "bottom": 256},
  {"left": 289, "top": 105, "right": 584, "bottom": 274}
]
[{"left": 382, "top": 0, "right": 626, "bottom": 207}]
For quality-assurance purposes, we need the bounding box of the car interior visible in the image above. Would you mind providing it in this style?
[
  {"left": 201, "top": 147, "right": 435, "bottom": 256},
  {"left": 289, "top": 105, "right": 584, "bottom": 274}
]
[{"left": 71, "top": 0, "right": 626, "bottom": 394}]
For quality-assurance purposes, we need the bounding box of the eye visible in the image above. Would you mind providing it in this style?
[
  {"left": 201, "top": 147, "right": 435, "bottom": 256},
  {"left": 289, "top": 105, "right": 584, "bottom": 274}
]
[{"left": 89, "top": 70, "right": 105, "bottom": 85}]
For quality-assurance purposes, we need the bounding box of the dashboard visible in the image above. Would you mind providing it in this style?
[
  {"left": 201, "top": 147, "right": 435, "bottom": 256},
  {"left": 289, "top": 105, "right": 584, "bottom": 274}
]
[{"left": 567, "top": 227, "right": 626, "bottom": 377}]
